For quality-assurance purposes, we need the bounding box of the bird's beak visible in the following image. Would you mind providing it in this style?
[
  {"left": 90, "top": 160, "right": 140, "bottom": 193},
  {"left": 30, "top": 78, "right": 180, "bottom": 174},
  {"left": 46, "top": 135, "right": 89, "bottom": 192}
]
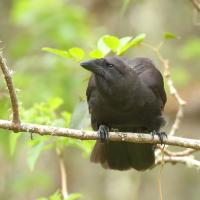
[
  {"left": 80, "top": 60, "right": 104, "bottom": 76},
  {"left": 80, "top": 60, "right": 95, "bottom": 71}
]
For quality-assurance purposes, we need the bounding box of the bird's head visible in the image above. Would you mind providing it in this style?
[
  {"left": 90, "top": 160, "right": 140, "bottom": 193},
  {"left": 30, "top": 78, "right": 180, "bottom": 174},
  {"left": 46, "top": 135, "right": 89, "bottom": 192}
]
[
  {"left": 81, "top": 56, "right": 134, "bottom": 79},
  {"left": 80, "top": 56, "right": 135, "bottom": 98}
]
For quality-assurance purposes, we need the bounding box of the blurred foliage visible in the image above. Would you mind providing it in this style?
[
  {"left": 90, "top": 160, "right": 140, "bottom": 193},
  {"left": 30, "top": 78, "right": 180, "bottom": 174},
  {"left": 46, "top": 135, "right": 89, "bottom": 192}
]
[
  {"left": 11, "top": 0, "right": 91, "bottom": 54},
  {"left": 37, "top": 191, "right": 82, "bottom": 200},
  {"left": 179, "top": 37, "right": 200, "bottom": 60},
  {"left": 14, "top": 97, "right": 92, "bottom": 171},
  {"left": 0, "top": 0, "right": 199, "bottom": 199},
  {"left": 163, "top": 32, "right": 177, "bottom": 40},
  {"left": 1, "top": 0, "right": 96, "bottom": 198}
]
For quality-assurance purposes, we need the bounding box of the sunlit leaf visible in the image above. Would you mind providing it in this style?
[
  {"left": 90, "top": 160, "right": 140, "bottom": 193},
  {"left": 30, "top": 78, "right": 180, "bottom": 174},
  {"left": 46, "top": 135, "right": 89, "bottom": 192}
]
[
  {"left": 163, "top": 32, "right": 177, "bottom": 40},
  {"left": 117, "top": 33, "right": 146, "bottom": 55},
  {"left": 97, "top": 36, "right": 111, "bottom": 56},
  {"left": 116, "top": 36, "right": 132, "bottom": 54},
  {"left": 89, "top": 49, "right": 104, "bottom": 58},
  {"left": 119, "top": 36, "right": 132, "bottom": 47},
  {"left": 68, "top": 47, "right": 85, "bottom": 61},
  {"left": 103, "top": 35, "right": 120, "bottom": 52}
]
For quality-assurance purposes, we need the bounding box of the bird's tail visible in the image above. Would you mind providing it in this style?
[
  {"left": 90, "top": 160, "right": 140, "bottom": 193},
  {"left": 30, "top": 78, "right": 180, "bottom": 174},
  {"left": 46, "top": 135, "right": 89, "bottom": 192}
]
[{"left": 90, "top": 141, "right": 155, "bottom": 170}]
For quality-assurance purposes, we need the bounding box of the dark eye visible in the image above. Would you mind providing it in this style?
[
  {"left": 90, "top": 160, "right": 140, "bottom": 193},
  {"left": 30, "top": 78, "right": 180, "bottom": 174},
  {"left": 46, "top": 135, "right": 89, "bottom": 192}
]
[{"left": 107, "top": 63, "right": 114, "bottom": 68}]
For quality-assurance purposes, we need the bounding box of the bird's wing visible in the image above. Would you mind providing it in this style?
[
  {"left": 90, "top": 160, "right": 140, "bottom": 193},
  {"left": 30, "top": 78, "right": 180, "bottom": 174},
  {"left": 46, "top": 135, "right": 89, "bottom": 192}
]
[{"left": 128, "top": 58, "right": 167, "bottom": 109}]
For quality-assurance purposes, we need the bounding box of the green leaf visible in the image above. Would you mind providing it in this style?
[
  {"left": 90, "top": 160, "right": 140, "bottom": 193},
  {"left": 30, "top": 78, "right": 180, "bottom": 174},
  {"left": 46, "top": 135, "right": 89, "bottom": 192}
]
[
  {"left": 28, "top": 141, "right": 45, "bottom": 171},
  {"left": 65, "top": 193, "right": 82, "bottom": 200},
  {"left": 116, "top": 36, "right": 132, "bottom": 55},
  {"left": 89, "top": 49, "right": 103, "bottom": 58},
  {"left": 163, "top": 32, "right": 177, "bottom": 40},
  {"left": 42, "top": 47, "right": 71, "bottom": 59},
  {"left": 103, "top": 35, "right": 120, "bottom": 52},
  {"left": 9, "top": 133, "right": 21, "bottom": 155},
  {"left": 97, "top": 36, "right": 111, "bottom": 56},
  {"left": 68, "top": 47, "right": 85, "bottom": 61},
  {"left": 119, "top": 36, "right": 132, "bottom": 47},
  {"left": 117, "top": 33, "right": 146, "bottom": 55}
]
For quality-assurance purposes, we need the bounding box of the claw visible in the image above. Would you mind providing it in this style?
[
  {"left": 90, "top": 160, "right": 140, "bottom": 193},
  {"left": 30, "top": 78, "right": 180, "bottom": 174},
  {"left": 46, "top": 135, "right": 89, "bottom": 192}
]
[
  {"left": 151, "top": 130, "right": 167, "bottom": 145},
  {"left": 98, "top": 125, "right": 109, "bottom": 143}
]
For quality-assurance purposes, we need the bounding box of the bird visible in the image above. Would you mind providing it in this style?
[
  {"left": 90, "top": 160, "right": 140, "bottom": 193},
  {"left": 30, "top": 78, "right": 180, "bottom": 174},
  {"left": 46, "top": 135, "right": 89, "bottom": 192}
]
[{"left": 80, "top": 56, "right": 167, "bottom": 171}]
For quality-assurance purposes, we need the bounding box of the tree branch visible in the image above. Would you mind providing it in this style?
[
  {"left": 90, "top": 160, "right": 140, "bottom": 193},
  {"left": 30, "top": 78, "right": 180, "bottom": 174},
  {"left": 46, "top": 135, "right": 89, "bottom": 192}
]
[
  {"left": 57, "top": 149, "right": 68, "bottom": 199},
  {"left": 0, "top": 53, "right": 20, "bottom": 128},
  {"left": 191, "top": 0, "right": 200, "bottom": 11},
  {"left": 0, "top": 119, "right": 200, "bottom": 150},
  {"left": 155, "top": 155, "right": 200, "bottom": 170},
  {"left": 157, "top": 146, "right": 198, "bottom": 157}
]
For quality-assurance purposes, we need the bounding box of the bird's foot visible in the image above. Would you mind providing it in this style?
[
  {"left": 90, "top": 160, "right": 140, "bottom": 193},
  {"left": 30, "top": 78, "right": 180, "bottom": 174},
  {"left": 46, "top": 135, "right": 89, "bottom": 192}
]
[
  {"left": 151, "top": 130, "right": 167, "bottom": 145},
  {"left": 98, "top": 125, "right": 109, "bottom": 143}
]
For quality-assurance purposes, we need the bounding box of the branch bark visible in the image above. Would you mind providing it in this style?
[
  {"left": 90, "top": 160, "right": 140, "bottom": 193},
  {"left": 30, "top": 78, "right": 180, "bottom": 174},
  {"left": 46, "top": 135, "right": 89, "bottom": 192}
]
[
  {"left": 0, "top": 54, "right": 20, "bottom": 128},
  {"left": 57, "top": 149, "right": 68, "bottom": 199},
  {"left": 0, "top": 119, "right": 200, "bottom": 150},
  {"left": 155, "top": 155, "right": 200, "bottom": 170}
]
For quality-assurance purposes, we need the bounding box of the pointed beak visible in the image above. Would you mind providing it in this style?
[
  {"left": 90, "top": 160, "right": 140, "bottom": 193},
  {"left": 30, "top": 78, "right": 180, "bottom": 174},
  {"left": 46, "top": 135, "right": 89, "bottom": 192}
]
[
  {"left": 80, "top": 60, "right": 95, "bottom": 71},
  {"left": 80, "top": 59, "right": 104, "bottom": 76}
]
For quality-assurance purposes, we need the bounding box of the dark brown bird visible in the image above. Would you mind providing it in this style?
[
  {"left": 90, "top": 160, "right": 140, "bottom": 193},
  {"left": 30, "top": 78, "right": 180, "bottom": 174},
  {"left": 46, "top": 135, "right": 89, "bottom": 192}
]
[{"left": 80, "top": 56, "right": 166, "bottom": 171}]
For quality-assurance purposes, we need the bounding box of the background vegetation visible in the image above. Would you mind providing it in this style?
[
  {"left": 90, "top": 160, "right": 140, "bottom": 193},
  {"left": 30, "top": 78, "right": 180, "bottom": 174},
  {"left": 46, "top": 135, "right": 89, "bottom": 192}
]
[{"left": 0, "top": 0, "right": 200, "bottom": 199}]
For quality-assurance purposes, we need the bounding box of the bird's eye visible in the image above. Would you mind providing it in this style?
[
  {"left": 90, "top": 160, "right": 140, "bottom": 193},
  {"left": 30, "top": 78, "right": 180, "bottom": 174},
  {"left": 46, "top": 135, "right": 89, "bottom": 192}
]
[{"left": 107, "top": 63, "right": 114, "bottom": 68}]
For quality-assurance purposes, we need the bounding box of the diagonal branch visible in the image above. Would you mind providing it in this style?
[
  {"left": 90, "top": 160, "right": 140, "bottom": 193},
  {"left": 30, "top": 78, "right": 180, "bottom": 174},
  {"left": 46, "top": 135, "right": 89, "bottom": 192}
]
[
  {"left": 155, "top": 155, "right": 200, "bottom": 170},
  {"left": 0, "top": 54, "right": 20, "bottom": 128},
  {"left": 157, "top": 146, "right": 198, "bottom": 157},
  {"left": 160, "top": 57, "right": 186, "bottom": 136},
  {"left": 191, "top": 0, "right": 200, "bottom": 11},
  {"left": 142, "top": 42, "right": 186, "bottom": 137}
]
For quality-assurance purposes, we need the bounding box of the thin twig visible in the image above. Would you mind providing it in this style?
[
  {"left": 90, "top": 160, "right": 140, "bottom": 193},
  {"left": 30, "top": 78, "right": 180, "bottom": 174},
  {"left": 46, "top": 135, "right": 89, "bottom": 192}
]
[
  {"left": 193, "top": 8, "right": 200, "bottom": 26},
  {"left": 157, "top": 147, "right": 165, "bottom": 200},
  {"left": 57, "top": 149, "right": 68, "bottom": 199},
  {"left": 157, "top": 146, "right": 198, "bottom": 157},
  {"left": 143, "top": 43, "right": 186, "bottom": 136},
  {"left": 155, "top": 49, "right": 186, "bottom": 136},
  {"left": 0, "top": 54, "right": 20, "bottom": 128},
  {"left": 1, "top": 119, "right": 200, "bottom": 150},
  {"left": 155, "top": 155, "right": 200, "bottom": 170}
]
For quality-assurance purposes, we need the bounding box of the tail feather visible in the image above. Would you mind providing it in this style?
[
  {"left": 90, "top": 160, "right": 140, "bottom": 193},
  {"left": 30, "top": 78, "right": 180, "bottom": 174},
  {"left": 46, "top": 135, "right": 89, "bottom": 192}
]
[{"left": 90, "top": 141, "right": 155, "bottom": 171}]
